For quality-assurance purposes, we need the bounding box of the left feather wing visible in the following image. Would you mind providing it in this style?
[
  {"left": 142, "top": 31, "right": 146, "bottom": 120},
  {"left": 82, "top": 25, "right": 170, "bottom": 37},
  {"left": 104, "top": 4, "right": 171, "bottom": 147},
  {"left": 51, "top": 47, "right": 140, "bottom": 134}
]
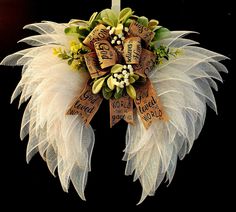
[{"left": 1, "top": 22, "right": 94, "bottom": 200}]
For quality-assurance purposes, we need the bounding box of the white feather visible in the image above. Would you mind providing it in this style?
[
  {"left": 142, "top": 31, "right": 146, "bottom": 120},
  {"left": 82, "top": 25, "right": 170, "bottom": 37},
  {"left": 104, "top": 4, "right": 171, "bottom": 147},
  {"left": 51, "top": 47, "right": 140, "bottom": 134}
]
[
  {"left": 1, "top": 22, "right": 94, "bottom": 200},
  {"left": 124, "top": 31, "right": 228, "bottom": 204}
]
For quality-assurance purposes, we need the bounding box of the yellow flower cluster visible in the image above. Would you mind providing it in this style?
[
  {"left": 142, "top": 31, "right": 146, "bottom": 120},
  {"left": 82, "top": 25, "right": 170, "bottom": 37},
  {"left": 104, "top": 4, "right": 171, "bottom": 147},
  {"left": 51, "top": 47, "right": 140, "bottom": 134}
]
[{"left": 53, "top": 40, "right": 89, "bottom": 71}]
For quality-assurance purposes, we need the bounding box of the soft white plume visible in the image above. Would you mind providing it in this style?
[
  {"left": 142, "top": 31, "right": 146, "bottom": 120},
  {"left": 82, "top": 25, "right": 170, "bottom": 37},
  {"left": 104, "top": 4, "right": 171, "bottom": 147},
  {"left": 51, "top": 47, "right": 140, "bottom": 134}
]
[
  {"left": 1, "top": 22, "right": 94, "bottom": 200},
  {"left": 123, "top": 31, "right": 228, "bottom": 204}
]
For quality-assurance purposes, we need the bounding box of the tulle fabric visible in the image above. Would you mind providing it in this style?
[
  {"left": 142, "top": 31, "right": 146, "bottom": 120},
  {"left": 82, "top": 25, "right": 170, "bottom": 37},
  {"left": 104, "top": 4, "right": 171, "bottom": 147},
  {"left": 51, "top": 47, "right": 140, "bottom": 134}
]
[
  {"left": 1, "top": 22, "right": 94, "bottom": 200},
  {"left": 124, "top": 31, "right": 228, "bottom": 203}
]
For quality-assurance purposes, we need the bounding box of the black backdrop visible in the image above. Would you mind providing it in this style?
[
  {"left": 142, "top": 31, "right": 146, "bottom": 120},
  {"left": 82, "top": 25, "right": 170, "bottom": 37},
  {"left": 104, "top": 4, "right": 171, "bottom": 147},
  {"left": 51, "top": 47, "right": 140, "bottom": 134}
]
[{"left": 0, "top": 0, "right": 234, "bottom": 211}]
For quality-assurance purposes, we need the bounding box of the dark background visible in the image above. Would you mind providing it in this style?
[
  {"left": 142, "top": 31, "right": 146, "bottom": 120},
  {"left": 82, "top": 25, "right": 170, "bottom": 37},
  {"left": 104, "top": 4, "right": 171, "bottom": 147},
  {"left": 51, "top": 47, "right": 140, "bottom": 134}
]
[{"left": 0, "top": 0, "right": 234, "bottom": 210}]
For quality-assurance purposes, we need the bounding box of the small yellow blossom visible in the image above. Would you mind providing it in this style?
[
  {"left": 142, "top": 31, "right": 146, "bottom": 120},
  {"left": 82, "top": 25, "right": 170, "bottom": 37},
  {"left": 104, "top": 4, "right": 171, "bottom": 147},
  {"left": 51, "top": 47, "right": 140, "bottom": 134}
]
[
  {"left": 115, "top": 23, "right": 123, "bottom": 35},
  {"left": 70, "top": 41, "right": 82, "bottom": 54},
  {"left": 52, "top": 47, "right": 62, "bottom": 55},
  {"left": 71, "top": 59, "right": 81, "bottom": 71}
]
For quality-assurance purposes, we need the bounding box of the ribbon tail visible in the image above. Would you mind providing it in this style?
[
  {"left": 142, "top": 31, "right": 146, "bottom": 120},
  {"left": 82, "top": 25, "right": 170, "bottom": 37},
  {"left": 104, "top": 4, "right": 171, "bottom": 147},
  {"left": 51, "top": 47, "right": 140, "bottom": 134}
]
[
  {"left": 134, "top": 79, "right": 168, "bottom": 129},
  {"left": 67, "top": 82, "right": 103, "bottom": 127},
  {"left": 109, "top": 95, "right": 134, "bottom": 128}
]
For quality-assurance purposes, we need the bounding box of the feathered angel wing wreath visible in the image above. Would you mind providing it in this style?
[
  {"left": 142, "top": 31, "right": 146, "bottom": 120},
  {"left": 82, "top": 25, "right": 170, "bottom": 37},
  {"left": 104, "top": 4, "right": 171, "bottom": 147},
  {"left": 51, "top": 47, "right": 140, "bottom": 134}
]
[{"left": 0, "top": 0, "right": 228, "bottom": 204}]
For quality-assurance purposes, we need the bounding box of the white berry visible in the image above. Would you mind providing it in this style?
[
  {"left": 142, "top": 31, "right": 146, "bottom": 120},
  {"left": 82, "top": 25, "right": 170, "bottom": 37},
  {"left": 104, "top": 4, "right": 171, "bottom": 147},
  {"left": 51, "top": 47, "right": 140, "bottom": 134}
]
[
  {"left": 122, "top": 70, "right": 127, "bottom": 75},
  {"left": 118, "top": 33, "right": 123, "bottom": 38},
  {"left": 109, "top": 27, "right": 115, "bottom": 35},
  {"left": 127, "top": 65, "right": 132, "bottom": 69},
  {"left": 119, "top": 82, "right": 124, "bottom": 88},
  {"left": 124, "top": 73, "right": 129, "bottom": 79}
]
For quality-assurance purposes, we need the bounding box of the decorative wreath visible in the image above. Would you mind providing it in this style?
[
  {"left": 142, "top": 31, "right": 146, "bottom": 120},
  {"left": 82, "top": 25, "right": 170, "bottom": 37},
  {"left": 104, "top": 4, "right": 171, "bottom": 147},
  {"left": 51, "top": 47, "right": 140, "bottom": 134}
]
[{"left": 0, "top": 0, "right": 228, "bottom": 204}]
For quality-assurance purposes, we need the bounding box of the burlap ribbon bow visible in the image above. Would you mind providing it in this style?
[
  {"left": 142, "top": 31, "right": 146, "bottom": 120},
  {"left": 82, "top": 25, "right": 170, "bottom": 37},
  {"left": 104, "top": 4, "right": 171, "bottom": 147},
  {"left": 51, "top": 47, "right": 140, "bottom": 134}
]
[{"left": 67, "top": 21, "right": 167, "bottom": 129}]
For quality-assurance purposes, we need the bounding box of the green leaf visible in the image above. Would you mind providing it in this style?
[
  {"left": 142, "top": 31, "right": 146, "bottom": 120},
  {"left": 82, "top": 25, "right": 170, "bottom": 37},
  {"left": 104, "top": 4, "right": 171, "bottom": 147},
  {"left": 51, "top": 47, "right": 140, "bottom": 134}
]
[
  {"left": 107, "top": 76, "right": 115, "bottom": 90},
  {"left": 126, "top": 84, "right": 136, "bottom": 99},
  {"left": 124, "top": 18, "right": 132, "bottom": 27},
  {"left": 102, "top": 86, "right": 113, "bottom": 100},
  {"left": 59, "top": 53, "right": 70, "bottom": 60},
  {"left": 105, "top": 86, "right": 112, "bottom": 92},
  {"left": 100, "top": 9, "right": 118, "bottom": 26},
  {"left": 92, "top": 77, "right": 105, "bottom": 94},
  {"left": 114, "top": 87, "right": 123, "bottom": 99},
  {"left": 64, "top": 26, "right": 78, "bottom": 34},
  {"left": 76, "top": 26, "right": 90, "bottom": 37},
  {"left": 137, "top": 16, "right": 149, "bottom": 27},
  {"left": 88, "top": 12, "right": 98, "bottom": 25},
  {"left": 119, "top": 8, "right": 133, "bottom": 24},
  {"left": 102, "top": 17, "right": 115, "bottom": 27},
  {"left": 111, "top": 64, "right": 123, "bottom": 73},
  {"left": 92, "top": 12, "right": 102, "bottom": 27},
  {"left": 89, "top": 12, "right": 100, "bottom": 29},
  {"left": 132, "top": 74, "right": 140, "bottom": 81},
  {"left": 78, "top": 34, "right": 86, "bottom": 39},
  {"left": 153, "top": 27, "right": 170, "bottom": 41},
  {"left": 68, "top": 59, "right": 73, "bottom": 65},
  {"left": 148, "top": 19, "right": 159, "bottom": 31},
  {"left": 129, "top": 76, "right": 136, "bottom": 84}
]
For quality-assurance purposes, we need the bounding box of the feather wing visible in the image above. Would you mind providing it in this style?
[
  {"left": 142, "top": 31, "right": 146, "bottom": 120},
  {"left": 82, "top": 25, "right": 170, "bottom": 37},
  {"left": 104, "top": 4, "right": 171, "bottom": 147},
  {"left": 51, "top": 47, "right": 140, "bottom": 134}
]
[
  {"left": 1, "top": 22, "right": 94, "bottom": 200},
  {"left": 124, "top": 31, "right": 228, "bottom": 204}
]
